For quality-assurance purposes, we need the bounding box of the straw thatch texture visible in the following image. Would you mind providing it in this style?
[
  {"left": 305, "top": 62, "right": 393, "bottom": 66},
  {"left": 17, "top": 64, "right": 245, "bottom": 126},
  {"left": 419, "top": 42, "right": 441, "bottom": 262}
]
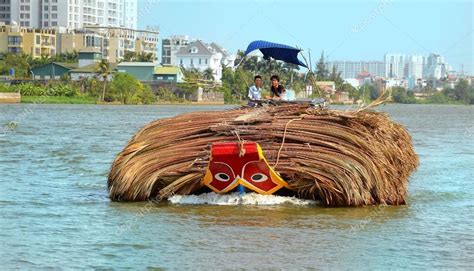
[{"left": 108, "top": 104, "right": 418, "bottom": 206}]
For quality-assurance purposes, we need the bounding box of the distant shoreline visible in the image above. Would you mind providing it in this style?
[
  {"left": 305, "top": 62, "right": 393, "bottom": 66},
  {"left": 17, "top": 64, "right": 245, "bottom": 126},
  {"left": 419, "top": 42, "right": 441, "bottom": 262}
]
[
  {"left": 0, "top": 93, "right": 469, "bottom": 106},
  {"left": 15, "top": 95, "right": 228, "bottom": 105},
  {"left": 15, "top": 99, "right": 468, "bottom": 106}
]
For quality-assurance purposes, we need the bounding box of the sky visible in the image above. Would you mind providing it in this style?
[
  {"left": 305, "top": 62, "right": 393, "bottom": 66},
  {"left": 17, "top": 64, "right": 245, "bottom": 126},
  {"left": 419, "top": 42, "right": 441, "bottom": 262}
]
[{"left": 138, "top": 0, "right": 473, "bottom": 74}]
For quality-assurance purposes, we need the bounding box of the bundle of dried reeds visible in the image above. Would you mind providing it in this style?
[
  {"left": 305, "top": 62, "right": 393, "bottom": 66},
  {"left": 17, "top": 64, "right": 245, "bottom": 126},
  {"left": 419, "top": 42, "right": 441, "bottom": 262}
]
[{"left": 108, "top": 103, "right": 418, "bottom": 206}]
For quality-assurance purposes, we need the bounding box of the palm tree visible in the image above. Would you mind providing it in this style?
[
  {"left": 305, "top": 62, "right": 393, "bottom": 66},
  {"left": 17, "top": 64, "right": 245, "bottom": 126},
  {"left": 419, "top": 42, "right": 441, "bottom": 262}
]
[
  {"left": 123, "top": 51, "right": 135, "bottom": 62},
  {"left": 67, "top": 51, "right": 78, "bottom": 62},
  {"left": 203, "top": 68, "right": 215, "bottom": 81},
  {"left": 138, "top": 52, "right": 154, "bottom": 62},
  {"left": 96, "top": 59, "right": 111, "bottom": 101},
  {"left": 242, "top": 56, "right": 258, "bottom": 72}
]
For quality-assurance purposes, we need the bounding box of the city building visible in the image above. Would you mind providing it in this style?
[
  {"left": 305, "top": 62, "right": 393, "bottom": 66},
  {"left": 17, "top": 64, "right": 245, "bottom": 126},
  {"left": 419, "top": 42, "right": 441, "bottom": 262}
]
[
  {"left": 1, "top": 0, "right": 137, "bottom": 29},
  {"left": 0, "top": 23, "right": 56, "bottom": 57},
  {"left": 123, "top": 0, "right": 138, "bottom": 30},
  {"left": 175, "top": 40, "right": 234, "bottom": 82},
  {"left": 327, "top": 61, "right": 385, "bottom": 79},
  {"left": 384, "top": 53, "right": 406, "bottom": 78},
  {"left": 384, "top": 53, "right": 449, "bottom": 80},
  {"left": 385, "top": 78, "right": 408, "bottom": 88},
  {"left": 0, "top": 0, "right": 11, "bottom": 24},
  {"left": 407, "top": 55, "right": 424, "bottom": 80},
  {"left": 56, "top": 26, "right": 159, "bottom": 63},
  {"left": 161, "top": 35, "right": 190, "bottom": 66},
  {"left": 423, "top": 53, "right": 450, "bottom": 80}
]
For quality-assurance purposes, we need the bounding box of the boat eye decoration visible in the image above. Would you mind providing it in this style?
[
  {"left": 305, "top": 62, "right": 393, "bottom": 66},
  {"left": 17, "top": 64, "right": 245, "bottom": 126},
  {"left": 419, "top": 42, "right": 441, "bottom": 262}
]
[
  {"left": 203, "top": 142, "right": 288, "bottom": 195},
  {"left": 215, "top": 173, "right": 231, "bottom": 182},
  {"left": 249, "top": 173, "right": 268, "bottom": 182}
]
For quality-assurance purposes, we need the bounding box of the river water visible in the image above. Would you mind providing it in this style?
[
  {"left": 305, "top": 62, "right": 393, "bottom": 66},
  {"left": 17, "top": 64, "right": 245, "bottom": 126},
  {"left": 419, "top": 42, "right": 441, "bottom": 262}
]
[{"left": 0, "top": 104, "right": 473, "bottom": 270}]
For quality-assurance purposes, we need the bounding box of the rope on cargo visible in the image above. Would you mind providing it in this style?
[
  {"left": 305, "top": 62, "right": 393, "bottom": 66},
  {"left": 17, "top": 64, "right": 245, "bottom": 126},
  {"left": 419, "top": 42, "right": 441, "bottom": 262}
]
[{"left": 274, "top": 117, "right": 302, "bottom": 168}]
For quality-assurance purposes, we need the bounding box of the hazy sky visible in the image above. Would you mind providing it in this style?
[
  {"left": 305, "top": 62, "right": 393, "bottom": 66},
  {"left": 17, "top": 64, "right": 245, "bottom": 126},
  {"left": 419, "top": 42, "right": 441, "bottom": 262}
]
[{"left": 139, "top": 0, "right": 473, "bottom": 74}]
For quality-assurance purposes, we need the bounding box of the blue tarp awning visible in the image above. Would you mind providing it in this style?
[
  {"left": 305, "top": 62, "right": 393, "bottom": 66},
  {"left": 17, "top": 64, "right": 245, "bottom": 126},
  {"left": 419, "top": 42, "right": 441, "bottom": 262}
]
[{"left": 243, "top": 40, "right": 308, "bottom": 68}]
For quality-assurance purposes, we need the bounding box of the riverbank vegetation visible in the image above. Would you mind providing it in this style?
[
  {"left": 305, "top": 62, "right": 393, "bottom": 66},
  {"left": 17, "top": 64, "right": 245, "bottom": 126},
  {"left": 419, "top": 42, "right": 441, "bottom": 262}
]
[
  {"left": 0, "top": 71, "right": 155, "bottom": 105},
  {"left": 1, "top": 52, "right": 473, "bottom": 105}
]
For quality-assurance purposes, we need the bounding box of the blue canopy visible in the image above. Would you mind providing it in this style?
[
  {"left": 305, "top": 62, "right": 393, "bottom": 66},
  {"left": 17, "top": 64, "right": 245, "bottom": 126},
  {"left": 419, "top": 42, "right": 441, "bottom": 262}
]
[{"left": 243, "top": 40, "right": 308, "bottom": 68}]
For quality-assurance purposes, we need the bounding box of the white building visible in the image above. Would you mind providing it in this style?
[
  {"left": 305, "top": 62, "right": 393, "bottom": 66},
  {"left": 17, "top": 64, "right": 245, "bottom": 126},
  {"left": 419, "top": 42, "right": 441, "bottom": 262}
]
[
  {"left": 175, "top": 40, "right": 234, "bottom": 82},
  {"left": 385, "top": 53, "right": 447, "bottom": 80},
  {"left": 407, "top": 55, "right": 424, "bottom": 80},
  {"left": 8, "top": 0, "right": 42, "bottom": 27},
  {"left": 327, "top": 61, "right": 385, "bottom": 79},
  {"left": 344, "top": 78, "right": 360, "bottom": 89},
  {"left": 123, "top": 0, "right": 137, "bottom": 30},
  {"left": 385, "top": 78, "right": 408, "bottom": 88},
  {"left": 2, "top": 0, "right": 137, "bottom": 29},
  {"left": 424, "top": 54, "right": 450, "bottom": 80},
  {"left": 385, "top": 53, "right": 406, "bottom": 78},
  {"left": 161, "top": 35, "right": 190, "bottom": 66},
  {"left": 209, "top": 42, "right": 235, "bottom": 67}
]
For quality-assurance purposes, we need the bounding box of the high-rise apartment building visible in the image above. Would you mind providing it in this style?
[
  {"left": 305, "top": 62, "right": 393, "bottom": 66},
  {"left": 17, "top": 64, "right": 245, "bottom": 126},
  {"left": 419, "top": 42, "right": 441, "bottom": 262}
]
[
  {"left": 1, "top": 0, "right": 137, "bottom": 29},
  {"left": 326, "top": 61, "right": 385, "bottom": 79},
  {"left": 384, "top": 53, "right": 406, "bottom": 78},
  {"left": 407, "top": 55, "right": 424, "bottom": 79}
]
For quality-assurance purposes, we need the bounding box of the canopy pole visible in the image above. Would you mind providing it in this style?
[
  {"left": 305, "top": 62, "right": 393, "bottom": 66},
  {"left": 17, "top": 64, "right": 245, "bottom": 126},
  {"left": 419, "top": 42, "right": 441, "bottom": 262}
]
[{"left": 234, "top": 56, "right": 246, "bottom": 69}]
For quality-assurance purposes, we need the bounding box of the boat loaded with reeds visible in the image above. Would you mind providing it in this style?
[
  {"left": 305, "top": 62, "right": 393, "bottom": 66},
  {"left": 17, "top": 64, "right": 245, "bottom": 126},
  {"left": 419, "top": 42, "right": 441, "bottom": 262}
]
[{"left": 107, "top": 41, "right": 419, "bottom": 207}]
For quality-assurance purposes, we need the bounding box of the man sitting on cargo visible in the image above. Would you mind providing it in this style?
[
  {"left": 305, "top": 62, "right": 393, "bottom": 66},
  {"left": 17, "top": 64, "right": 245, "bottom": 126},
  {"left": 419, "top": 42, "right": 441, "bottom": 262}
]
[
  {"left": 270, "top": 75, "right": 286, "bottom": 100},
  {"left": 247, "top": 75, "right": 263, "bottom": 106}
]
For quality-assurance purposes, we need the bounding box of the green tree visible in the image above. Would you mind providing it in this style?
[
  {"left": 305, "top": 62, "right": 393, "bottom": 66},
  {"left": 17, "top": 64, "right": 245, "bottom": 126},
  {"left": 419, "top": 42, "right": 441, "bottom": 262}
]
[
  {"left": 369, "top": 85, "right": 380, "bottom": 100},
  {"left": 181, "top": 66, "right": 202, "bottom": 82},
  {"left": 233, "top": 68, "right": 253, "bottom": 101},
  {"left": 111, "top": 73, "right": 141, "bottom": 104},
  {"left": 123, "top": 51, "right": 135, "bottom": 62},
  {"left": 428, "top": 91, "right": 455, "bottom": 104},
  {"left": 341, "top": 83, "right": 359, "bottom": 102},
  {"left": 0, "top": 53, "right": 31, "bottom": 78},
  {"left": 391, "top": 86, "right": 417, "bottom": 104},
  {"left": 315, "top": 51, "right": 328, "bottom": 81},
  {"left": 203, "top": 68, "right": 215, "bottom": 81},
  {"left": 156, "top": 87, "right": 178, "bottom": 102},
  {"left": 453, "top": 79, "right": 471, "bottom": 104},
  {"left": 329, "top": 65, "right": 344, "bottom": 89},
  {"left": 96, "top": 60, "right": 111, "bottom": 101},
  {"left": 137, "top": 52, "right": 154, "bottom": 62},
  {"left": 242, "top": 55, "right": 258, "bottom": 72}
]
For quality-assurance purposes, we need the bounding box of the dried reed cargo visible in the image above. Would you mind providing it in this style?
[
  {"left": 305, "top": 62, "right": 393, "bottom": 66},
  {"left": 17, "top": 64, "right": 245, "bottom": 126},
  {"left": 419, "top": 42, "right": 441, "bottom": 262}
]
[{"left": 108, "top": 103, "right": 418, "bottom": 206}]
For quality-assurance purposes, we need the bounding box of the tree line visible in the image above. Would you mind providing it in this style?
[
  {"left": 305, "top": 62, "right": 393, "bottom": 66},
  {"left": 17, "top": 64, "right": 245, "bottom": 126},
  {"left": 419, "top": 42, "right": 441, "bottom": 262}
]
[{"left": 191, "top": 50, "right": 473, "bottom": 105}]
